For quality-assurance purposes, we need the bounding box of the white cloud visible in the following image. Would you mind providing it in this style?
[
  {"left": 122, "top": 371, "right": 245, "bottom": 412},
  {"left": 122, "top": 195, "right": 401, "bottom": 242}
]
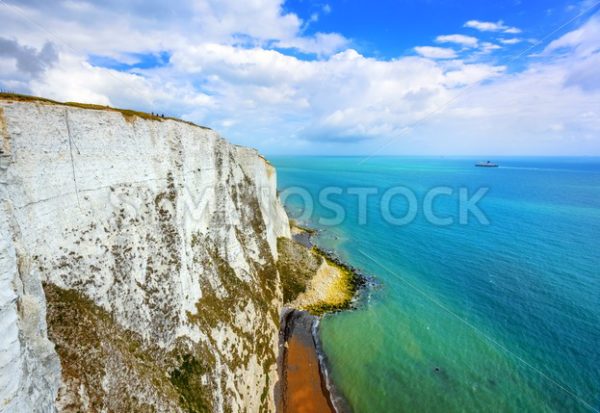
[
  {"left": 545, "top": 15, "right": 600, "bottom": 57},
  {"left": 414, "top": 46, "right": 457, "bottom": 59},
  {"left": 504, "top": 27, "right": 522, "bottom": 34},
  {"left": 442, "top": 63, "right": 505, "bottom": 87},
  {"left": 479, "top": 42, "right": 502, "bottom": 54},
  {"left": 499, "top": 38, "right": 522, "bottom": 45},
  {"left": 436, "top": 34, "right": 479, "bottom": 47},
  {"left": 543, "top": 15, "right": 600, "bottom": 92},
  {"left": 276, "top": 32, "right": 349, "bottom": 56},
  {"left": 0, "top": 1, "right": 599, "bottom": 155},
  {"left": 465, "top": 20, "right": 522, "bottom": 34},
  {"left": 430, "top": 60, "right": 600, "bottom": 155},
  {"left": 29, "top": 54, "right": 214, "bottom": 112},
  {"left": 0, "top": 0, "right": 347, "bottom": 56},
  {"left": 165, "top": 44, "right": 505, "bottom": 143}
]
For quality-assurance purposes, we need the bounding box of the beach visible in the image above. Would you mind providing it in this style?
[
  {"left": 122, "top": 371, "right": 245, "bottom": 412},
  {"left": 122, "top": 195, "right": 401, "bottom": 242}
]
[
  {"left": 275, "top": 221, "right": 364, "bottom": 413},
  {"left": 277, "top": 310, "right": 335, "bottom": 413}
]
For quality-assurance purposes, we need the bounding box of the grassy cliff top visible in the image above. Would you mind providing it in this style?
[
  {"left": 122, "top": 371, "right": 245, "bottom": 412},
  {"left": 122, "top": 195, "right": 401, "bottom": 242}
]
[{"left": 0, "top": 92, "right": 210, "bottom": 130}]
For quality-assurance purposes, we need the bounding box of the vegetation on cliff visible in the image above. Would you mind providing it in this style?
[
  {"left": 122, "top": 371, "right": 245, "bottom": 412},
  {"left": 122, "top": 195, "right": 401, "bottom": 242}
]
[
  {"left": 277, "top": 224, "right": 364, "bottom": 316},
  {"left": 1, "top": 95, "right": 292, "bottom": 412},
  {"left": 44, "top": 283, "right": 214, "bottom": 413}
]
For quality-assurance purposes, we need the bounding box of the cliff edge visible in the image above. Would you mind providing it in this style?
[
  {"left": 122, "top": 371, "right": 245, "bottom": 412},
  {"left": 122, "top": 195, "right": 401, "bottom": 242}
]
[{"left": 0, "top": 95, "right": 290, "bottom": 412}]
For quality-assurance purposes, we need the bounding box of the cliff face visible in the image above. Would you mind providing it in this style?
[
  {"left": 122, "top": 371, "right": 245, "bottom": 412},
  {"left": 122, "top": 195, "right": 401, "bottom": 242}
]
[{"left": 0, "top": 98, "right": 290, "bottom": 412}]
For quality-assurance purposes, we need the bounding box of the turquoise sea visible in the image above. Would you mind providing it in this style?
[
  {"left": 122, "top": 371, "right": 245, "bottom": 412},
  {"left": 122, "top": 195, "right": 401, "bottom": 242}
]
[{"left": 270, "top": 156, "right": 600, "bottom": 413}]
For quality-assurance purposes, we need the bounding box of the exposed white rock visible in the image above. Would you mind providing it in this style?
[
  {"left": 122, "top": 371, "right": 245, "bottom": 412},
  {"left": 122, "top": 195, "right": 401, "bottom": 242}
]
[{"left": 0, "top": 99, "right": 290, "bottom": 412}]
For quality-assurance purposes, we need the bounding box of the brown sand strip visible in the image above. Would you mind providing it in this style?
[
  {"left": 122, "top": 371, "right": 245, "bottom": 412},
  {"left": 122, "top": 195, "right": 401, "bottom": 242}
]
[{"left": 278, "top": 310, "right": 335, "bottom": 413}]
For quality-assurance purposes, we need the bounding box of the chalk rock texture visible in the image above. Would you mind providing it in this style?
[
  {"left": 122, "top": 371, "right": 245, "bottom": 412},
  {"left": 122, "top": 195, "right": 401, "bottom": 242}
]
[{"left": 0, "top": 99, "right": 290, "bottom": 412}]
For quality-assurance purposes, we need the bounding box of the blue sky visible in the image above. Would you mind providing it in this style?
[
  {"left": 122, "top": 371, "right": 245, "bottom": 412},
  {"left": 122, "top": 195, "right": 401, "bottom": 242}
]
[
  {"left": 1, "top": 0, "right": 599, "bottom": 155},
  {"left": 282, "top": 0, "right": 599, "bottom": 73},
  {"left": 285, "top": 0, "right": 566, "bottom": 57}
]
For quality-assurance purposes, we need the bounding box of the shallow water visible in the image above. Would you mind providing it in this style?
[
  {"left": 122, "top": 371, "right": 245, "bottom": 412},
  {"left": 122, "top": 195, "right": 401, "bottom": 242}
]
[{"left": 271, "top": 156, "right": 600, "bottom": 413}]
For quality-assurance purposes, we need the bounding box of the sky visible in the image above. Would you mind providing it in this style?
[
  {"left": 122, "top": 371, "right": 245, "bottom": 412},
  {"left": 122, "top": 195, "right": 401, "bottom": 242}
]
[{"left": 0, "top": 0, "right": 599, "bottom": 156}]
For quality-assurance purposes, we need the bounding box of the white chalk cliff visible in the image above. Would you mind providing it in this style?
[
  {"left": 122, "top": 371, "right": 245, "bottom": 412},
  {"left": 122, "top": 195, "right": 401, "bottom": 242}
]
[{"left": 0, "top": 97, "right": 291, "bottom": 412}]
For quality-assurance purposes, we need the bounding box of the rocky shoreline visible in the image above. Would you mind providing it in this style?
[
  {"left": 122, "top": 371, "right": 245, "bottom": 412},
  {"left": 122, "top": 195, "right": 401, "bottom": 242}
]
[{"left": 277, "top": 223, "right": 367, "bottom": 413}]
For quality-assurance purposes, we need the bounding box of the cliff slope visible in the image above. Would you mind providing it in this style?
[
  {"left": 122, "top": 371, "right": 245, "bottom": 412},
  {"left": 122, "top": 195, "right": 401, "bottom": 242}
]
[{"left": 0, "top": 96, "right": 290, "bottom": 412}]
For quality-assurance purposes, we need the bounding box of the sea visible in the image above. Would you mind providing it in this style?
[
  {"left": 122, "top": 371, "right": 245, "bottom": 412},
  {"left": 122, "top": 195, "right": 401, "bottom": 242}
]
[{"left": 270, "top": 156, "right": 600, "bottom": 413}]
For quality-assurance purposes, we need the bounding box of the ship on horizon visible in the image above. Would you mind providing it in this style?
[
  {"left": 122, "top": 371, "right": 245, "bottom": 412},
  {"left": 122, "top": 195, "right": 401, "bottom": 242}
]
[{"left": 475, "top": 160, "right": 499, "bottom": 167}]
